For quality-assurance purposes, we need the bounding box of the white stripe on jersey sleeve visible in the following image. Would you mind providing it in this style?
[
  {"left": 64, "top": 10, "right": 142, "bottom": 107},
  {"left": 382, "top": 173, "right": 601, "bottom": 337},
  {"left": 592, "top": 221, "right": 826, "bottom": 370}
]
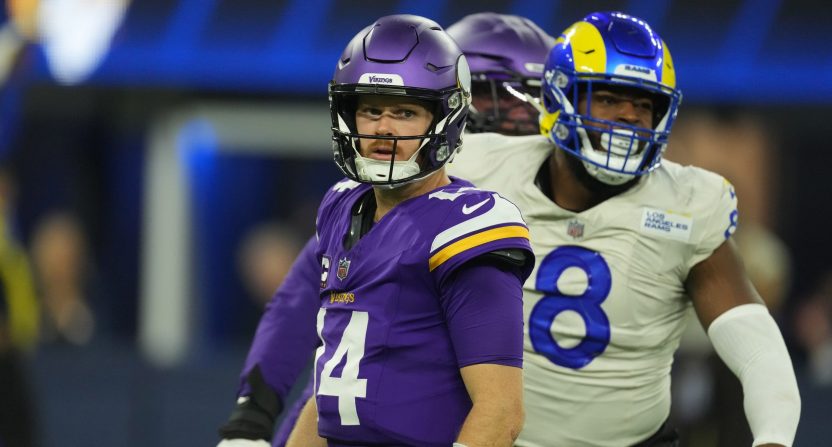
[{"left": 430, "top": 193, "right": 526, "bottom": 252}]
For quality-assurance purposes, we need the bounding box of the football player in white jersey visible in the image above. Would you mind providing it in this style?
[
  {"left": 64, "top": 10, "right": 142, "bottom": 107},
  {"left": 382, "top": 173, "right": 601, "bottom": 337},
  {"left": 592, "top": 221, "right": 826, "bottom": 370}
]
[{"left": 447, "top": 11, "right": 800, "bottom": 447}]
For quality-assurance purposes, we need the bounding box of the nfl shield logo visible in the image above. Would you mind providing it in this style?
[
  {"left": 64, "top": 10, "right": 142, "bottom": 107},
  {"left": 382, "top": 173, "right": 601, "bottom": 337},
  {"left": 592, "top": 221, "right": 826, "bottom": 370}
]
[
  {"left": 567, "top": 219, "right": 584, "bottom": 239},
  {"left": 336, "top": 257, "right": 351, "bottom": 281}
]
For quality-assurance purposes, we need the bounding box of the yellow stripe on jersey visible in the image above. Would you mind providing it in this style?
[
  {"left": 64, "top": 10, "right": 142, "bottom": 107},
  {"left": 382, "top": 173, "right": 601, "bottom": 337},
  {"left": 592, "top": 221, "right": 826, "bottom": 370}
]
[
  {"left": 430, "top": 193, "right": 526, "bottom": 252},
  {"left": 428, "top": 225, "right": 529, "bottom": 271}
]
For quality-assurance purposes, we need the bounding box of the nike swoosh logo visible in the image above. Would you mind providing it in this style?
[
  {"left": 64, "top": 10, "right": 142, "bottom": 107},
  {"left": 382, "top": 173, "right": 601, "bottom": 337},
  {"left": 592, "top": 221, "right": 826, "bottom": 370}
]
[{"left": 462, "top": 198, "right": 490, "bottom": 215}]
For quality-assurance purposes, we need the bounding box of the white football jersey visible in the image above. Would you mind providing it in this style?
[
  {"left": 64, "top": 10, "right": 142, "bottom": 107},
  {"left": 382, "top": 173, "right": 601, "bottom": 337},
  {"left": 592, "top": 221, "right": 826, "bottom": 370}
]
[{"left": 447, "top": 133, "right": 739, "bottom": 446}]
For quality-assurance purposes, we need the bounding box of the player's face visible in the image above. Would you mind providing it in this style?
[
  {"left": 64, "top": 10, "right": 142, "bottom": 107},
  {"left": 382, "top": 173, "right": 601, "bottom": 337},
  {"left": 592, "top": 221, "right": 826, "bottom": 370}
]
[
  {"left": 579, "top": 87, "right": 655, "bottom": 128},
  {"left": 578, "top": 87, "right": 655, "bottom": 152},
  {"left": 355, "top": 96, "right": 434, "bottom": 162},
  {"left": 471, "top": 81, "right": 540, "bottom": 135}
]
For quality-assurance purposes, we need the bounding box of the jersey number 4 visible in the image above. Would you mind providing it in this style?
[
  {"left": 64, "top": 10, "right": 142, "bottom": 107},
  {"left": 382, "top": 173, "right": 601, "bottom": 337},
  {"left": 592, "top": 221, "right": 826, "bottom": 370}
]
[
  {"left": 529, "top": 246, "right": 612, "bottom": 369},
  {"left": 315, "top": 309, "right": 368, "bottom": 426}
]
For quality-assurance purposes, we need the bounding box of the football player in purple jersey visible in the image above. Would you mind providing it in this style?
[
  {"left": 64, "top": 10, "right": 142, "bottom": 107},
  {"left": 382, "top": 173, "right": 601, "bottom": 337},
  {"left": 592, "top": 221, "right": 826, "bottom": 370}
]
[
  {"left": 219, "top": 14, "right": 535, "bottom": 447},
  {"left": 274, "top": 15, "right": 554, "bottom": 445},
  {"left": 217, "top": 12, "right": 552, "bottom": 447}
]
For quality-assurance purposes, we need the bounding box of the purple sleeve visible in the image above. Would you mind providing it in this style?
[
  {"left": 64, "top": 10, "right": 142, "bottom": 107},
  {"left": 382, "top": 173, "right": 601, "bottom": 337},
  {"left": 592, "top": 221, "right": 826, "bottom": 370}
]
[
  {"left": 237, "top": 236, "right": 321, "bottom": 399},
  {"left": 440, "top": 261, "right": 525, "bottom": 369}
]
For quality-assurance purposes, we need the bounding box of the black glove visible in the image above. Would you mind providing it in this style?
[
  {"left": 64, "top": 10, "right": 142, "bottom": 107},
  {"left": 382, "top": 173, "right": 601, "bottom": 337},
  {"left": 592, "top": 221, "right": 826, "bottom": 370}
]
[{"left": 218, "top": 366, "right": 282, "bottom": 441}]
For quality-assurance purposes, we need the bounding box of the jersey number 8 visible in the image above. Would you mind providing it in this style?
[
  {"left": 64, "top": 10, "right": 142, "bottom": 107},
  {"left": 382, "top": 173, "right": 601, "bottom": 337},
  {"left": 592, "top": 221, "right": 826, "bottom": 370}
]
[{"left": 529, "top": 246, "right": 612, "bottom": 369}]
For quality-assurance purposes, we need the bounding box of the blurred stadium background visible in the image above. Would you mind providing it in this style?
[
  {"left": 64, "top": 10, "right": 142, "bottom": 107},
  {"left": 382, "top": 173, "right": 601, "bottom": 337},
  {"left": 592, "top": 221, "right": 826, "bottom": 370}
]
[{"left": 0, "top": 0, "right": 830, "bottom": 446}]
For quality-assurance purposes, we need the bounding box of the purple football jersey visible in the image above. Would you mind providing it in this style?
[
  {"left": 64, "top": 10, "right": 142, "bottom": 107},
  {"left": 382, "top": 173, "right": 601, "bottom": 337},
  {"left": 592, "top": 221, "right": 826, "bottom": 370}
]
[{"left": 312, "top": 177, "right": 532, "bottom": 446}]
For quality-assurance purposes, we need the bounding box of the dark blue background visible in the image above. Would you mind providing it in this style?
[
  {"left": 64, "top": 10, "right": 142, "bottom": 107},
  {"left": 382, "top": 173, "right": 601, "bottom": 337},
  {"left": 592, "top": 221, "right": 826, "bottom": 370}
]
[{"left": 17, "top": 0, "right": 832, "bottom": 103}]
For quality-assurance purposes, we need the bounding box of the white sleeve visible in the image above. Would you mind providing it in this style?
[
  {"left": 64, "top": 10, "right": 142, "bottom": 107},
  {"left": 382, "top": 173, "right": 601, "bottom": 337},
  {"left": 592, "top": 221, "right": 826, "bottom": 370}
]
[
  {"left": 707, "top": 304, "right": 801, "bottom": 446},
  {"left": 688, "top": 177, "right": 738, "bottom": 270}
]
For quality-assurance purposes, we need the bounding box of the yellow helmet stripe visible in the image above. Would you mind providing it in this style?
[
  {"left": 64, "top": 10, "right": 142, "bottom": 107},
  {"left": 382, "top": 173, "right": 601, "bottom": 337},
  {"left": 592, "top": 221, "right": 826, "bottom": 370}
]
[
  {"left": 563, "top": 21, "right": 607, "bottom": 74},
  {"left": 660, "top": 40, "right": 676, "bottom": 88}
]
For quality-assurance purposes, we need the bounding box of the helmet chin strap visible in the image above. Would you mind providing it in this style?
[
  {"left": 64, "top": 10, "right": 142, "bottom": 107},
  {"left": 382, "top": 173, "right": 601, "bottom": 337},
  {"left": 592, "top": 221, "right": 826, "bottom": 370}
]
[
  {"left": 581, "top": 161, "right": 635, "bottom": 186},
  {"left": 575, "top": 123, "right": 641, "bottom": 186},
  {"left": 353, "top": 140, "right": 426, "bottom": 186},
  {"left": 600, "top": 128, "right": 638, "bottom": 156}
]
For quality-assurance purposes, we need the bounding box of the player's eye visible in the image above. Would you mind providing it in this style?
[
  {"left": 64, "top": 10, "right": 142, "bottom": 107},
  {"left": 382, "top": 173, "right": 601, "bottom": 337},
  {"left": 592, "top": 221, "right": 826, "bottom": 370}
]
[
  {"left": 358, "top": 106, "right": 383, "bottom": 117},
  {"left": 594, "top": 94, "right": 617, "bottom": 106},
  {"left": 397, "top": 109, "right": 417, "bottom": 118}
]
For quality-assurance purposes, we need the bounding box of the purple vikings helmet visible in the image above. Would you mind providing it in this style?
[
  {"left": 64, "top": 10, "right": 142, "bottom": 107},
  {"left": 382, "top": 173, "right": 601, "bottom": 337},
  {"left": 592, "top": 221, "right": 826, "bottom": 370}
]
[
  {"left": 330, "top": 15, "right": 472, "bottom": 186},
  {"left": 540, "top": 12, "right": 683, "bottom": 185},
  {"left": 447, "top": 12, "right": 554, "bottom": 135}
]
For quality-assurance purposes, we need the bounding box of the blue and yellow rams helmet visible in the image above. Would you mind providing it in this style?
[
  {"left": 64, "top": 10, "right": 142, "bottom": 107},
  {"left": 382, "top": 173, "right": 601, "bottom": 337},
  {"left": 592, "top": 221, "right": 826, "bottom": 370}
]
[{"left": 540, "top": 11, "right": 683, "bottom": 185}]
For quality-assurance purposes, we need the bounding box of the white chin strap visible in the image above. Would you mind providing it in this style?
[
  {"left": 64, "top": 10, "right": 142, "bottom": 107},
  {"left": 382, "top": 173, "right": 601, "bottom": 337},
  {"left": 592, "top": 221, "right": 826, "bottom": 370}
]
[
  {"left": 353, "top": 143, "right": 423, "bottom": 185},
  {"left": 577, "top": 126, "right": 641, "bottom": 186}
]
